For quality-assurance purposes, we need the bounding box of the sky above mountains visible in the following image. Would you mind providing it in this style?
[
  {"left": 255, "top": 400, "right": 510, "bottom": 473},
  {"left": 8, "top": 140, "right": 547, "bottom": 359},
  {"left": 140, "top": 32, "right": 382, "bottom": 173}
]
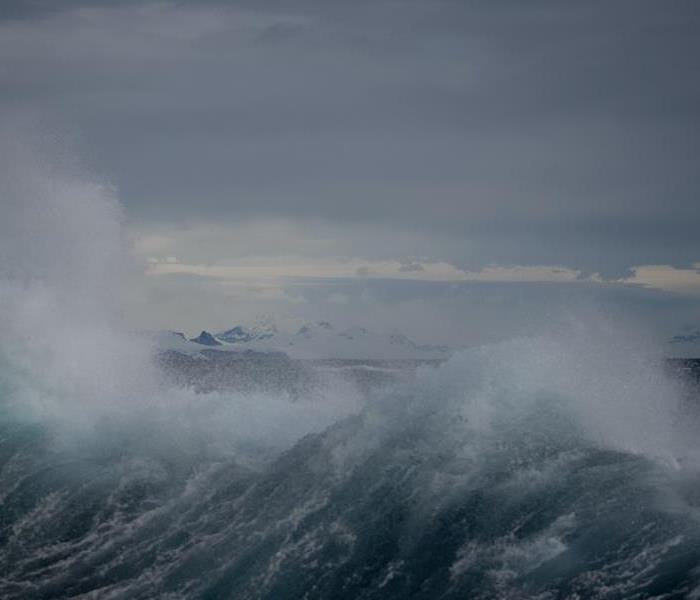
[{"left": 1, "top": 0, "right": 699, "bottom": 344}]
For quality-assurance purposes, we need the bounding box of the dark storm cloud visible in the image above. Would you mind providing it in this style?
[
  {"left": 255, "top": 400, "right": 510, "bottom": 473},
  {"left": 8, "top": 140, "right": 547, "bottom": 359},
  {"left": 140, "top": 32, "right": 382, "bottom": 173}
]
[{"left": 1, "top": 0, "right": 699, "bottom": 277}]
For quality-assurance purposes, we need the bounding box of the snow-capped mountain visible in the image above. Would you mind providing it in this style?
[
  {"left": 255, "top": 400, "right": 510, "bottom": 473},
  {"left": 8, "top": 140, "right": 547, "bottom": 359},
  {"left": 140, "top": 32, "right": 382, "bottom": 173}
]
[
  {"left": 190, "top": 331, "right": 222, "bottom": 346},
  {"left": 153, "top": 320, "right": 450, "bottom": 360},
  {"left": 217, "top": 317, "right": 278, "bottom": 344},
  {"left": 214, "top": 321, "right": 448, "bottom": 360}
]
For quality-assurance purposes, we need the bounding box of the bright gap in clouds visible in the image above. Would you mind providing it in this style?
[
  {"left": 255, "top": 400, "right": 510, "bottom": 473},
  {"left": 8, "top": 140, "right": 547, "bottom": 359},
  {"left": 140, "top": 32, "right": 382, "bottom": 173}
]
[
  {"left": 122, "top": 220, "right": 700, "bottom": 348},
  {"left": 130, "top": 221, "right": 700, "bottom": 292}
]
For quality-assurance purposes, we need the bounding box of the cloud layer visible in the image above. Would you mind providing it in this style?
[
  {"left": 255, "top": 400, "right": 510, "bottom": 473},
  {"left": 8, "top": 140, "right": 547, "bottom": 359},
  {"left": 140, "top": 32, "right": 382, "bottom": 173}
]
[
  {"left": 2, "top": 1, "right": 699, "bottom": 344},
  {"left": 2, "top": 0, "right": 699, "bottom": 279}
]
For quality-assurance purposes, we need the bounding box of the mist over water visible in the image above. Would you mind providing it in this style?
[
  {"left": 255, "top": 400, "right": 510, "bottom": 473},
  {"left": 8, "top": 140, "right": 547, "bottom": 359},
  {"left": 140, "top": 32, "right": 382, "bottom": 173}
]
[
  {"left": 0, "top": 128, "right": 359, "bottom": 446},
  {"left": 0, "top": 125, "right": 151, "bottom": 423},
  {"left": 1, "top": 131, "right": 700, "bottom": 598}
]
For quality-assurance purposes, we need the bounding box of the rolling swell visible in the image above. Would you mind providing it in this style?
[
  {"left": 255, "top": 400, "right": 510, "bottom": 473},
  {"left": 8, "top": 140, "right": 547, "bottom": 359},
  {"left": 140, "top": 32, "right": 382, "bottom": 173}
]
[{"left": 2, "top": 339, "right": 700, "bottom": 600}]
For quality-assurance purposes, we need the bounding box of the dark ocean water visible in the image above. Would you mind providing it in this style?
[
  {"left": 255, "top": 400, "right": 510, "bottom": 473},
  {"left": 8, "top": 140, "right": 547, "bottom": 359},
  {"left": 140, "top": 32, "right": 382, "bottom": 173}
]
[{"left": 2, "top": 345, "right": 700, "bottom": 599}]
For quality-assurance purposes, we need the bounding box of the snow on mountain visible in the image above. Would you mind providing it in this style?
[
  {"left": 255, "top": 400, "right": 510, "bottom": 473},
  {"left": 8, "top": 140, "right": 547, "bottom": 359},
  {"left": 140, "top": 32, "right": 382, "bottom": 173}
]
[
  {"left": 217, "top": 317, "right": 278, "bottom": 344},
  {"left": 151, "top": 320, "right": 449, "bottom": 360},
  {"left": 148, "top": 330, "right": 206, "bottom": 355},
  {"left": 212, "top": 320, "right": 449, "bottom": 360}
]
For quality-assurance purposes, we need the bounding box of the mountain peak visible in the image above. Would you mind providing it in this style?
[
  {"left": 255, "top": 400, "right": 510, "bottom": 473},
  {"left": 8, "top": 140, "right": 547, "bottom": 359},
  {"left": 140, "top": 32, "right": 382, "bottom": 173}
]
[
  {"left": 158, "top": 319, "right": 449, "bottom": 360},
  {"left": 217, "top": 320, "right": 278, "bottom": 344},
  {"left": 190, "top": 331, "right": 222, "bottom": 346}
]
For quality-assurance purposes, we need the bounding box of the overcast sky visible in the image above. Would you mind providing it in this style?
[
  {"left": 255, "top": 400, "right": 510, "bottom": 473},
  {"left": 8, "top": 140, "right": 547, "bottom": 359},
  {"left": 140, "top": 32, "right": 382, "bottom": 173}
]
[{"left": 1, "top": 0, "right": 699, "bottom": 345}]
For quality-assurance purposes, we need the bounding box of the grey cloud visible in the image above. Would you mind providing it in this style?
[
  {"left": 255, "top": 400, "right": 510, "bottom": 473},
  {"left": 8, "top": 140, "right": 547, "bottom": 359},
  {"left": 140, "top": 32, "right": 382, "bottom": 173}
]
[{"left": 1, "top": 0, "right": 699, "bottom": 278}]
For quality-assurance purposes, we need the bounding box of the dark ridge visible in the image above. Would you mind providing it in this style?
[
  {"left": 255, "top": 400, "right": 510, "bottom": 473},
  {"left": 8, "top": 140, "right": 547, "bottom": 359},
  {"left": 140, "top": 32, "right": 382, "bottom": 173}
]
[{"left": 189, "top": 331, "right": 222, "bottom": 346}]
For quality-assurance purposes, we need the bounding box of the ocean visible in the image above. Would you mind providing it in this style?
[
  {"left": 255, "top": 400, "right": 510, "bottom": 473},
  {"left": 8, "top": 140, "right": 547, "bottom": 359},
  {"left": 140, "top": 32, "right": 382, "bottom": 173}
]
[{"left": 1, "top": 337, "right": 700, "bottom": 599}]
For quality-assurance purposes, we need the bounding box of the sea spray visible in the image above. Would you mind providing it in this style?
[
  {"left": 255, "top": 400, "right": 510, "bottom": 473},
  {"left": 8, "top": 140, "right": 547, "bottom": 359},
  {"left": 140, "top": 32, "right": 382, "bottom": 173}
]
[
  {"left": 2, "top": 328, "right": 700, "bottom": 598},
  {"left": 0, "top": 126, "right": 362, "bottom": 445}
]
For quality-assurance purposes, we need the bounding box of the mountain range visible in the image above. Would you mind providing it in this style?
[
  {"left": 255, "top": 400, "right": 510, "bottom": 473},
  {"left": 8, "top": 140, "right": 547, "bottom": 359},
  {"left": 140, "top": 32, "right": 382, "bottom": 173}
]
[{"left": 153, "top": 320, "right": 450, "bottom": 361}]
